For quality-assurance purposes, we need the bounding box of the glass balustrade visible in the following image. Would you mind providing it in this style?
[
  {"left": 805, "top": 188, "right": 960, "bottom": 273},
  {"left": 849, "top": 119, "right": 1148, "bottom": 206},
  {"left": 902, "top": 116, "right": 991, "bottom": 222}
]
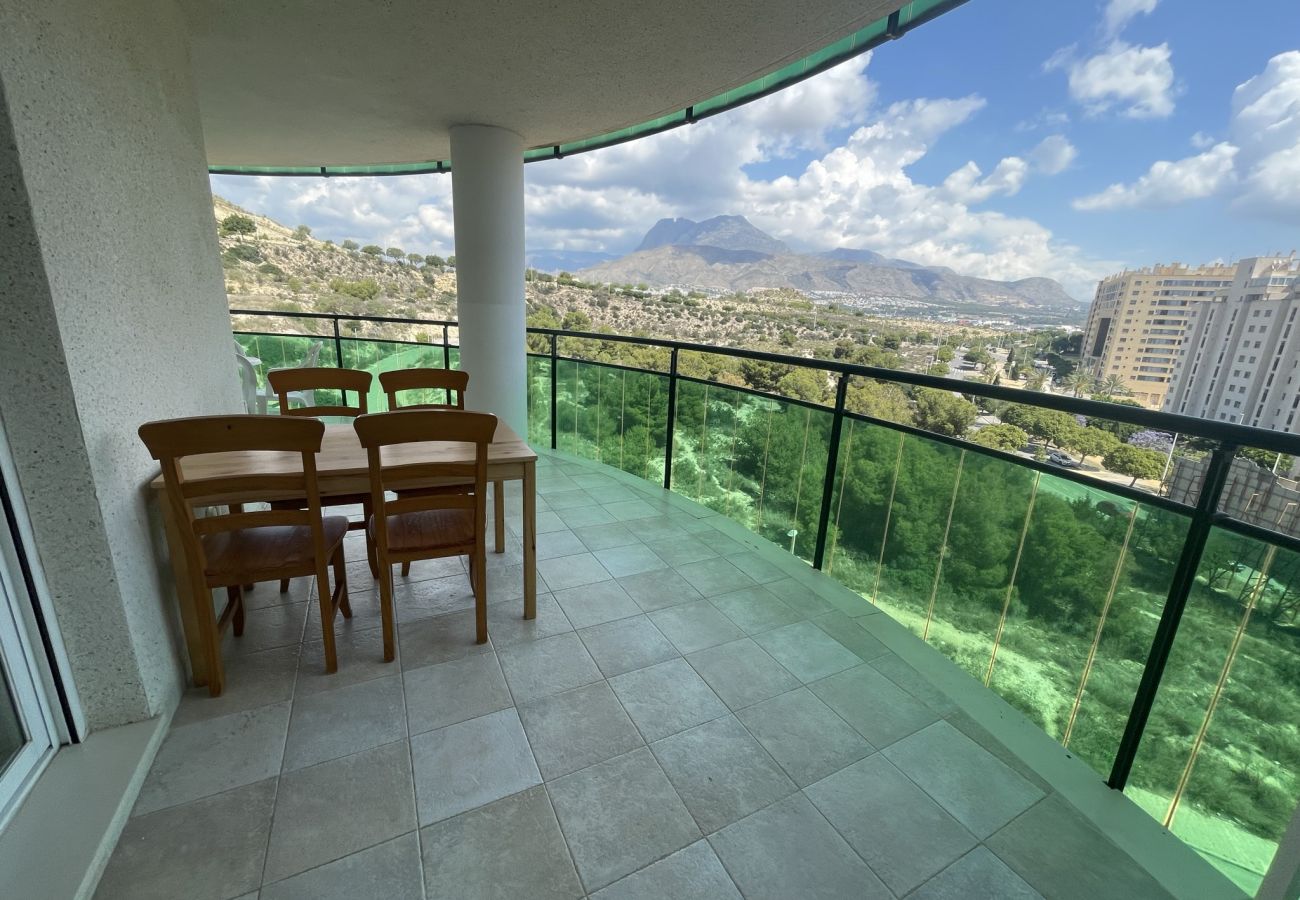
[{"left": 234, "top": 311, "right": 1300, "bottom": 890}]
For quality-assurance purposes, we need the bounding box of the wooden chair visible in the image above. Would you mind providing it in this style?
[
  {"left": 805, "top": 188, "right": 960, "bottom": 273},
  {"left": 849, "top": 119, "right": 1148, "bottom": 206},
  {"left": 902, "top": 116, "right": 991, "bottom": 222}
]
[
  {"left": 139, "top": 415, "right": 352, "bottom": 696},
  {"left": 379, "top": 368, "right": 507, "bottom": 569},
  {"left": 267, "top": 367, "right": 377, "bottom": 591},
  {"left": 269, "top": 366, "right": 371, "bottom": 418},
  {"left": 354, "top": 409, "right": 497, "bottom": 659},
  {"left": 379, "top": 368, "right": 468, "bottom": 411}
]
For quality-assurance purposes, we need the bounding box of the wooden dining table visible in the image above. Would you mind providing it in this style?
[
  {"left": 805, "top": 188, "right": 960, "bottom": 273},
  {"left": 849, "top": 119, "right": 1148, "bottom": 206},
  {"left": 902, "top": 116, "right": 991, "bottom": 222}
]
[{"left": 150, "top": 420, "right": 538, "bottom": 688}]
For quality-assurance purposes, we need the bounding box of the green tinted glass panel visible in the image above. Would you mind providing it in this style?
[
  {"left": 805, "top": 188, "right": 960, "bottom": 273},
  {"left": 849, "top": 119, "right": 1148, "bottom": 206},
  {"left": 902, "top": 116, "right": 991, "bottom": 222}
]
[
  {"left": 824, "top": 418, "right": 905, "bottom": 601},
  {"left": 554, "top": 359, "right": 668, "bottom": 481},
  {"left": 526, "top": 355, "right": 552, "bottom": 449},
  {"left": 670, "top": 381, "right": 829, "bottom": 560},
  {"left": 1128, "top": 529, "right": 1300, "bottom": 894},
  {"left": 339, "top": 338, "right": 451, "bottom": 411}
]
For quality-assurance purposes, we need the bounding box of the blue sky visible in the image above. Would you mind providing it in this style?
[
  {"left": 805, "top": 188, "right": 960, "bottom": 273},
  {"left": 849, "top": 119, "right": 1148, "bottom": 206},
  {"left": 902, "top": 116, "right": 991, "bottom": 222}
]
[{"left": 213, "top": 0, "right": 1300, "bottom": 300}]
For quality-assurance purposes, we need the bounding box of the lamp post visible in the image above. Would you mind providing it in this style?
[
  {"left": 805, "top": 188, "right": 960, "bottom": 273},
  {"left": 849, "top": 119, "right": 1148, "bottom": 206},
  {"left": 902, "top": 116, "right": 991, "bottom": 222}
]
[{"left": 787, "top": 528, "right": 798, "bottom": 554}]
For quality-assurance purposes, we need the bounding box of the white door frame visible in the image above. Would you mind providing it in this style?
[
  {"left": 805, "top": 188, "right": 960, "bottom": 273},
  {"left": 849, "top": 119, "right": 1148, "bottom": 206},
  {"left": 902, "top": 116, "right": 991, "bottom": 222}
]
[{"left": 0, "top": 417, "right": 84, "bottom": 829}]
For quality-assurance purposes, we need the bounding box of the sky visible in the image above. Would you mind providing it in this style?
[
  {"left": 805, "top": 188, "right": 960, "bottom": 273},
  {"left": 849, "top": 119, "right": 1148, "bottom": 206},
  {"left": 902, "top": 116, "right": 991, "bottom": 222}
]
[{"left": 211, "top": 0, "right": 1300, "bottom": 300}]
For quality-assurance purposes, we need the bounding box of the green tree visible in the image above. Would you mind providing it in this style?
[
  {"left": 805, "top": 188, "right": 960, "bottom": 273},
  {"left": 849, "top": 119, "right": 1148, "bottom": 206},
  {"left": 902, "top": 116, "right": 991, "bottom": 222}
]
[
  {"left": 220, "top": 213, "right": 256, "bottom": 237},
  {"left": 292, "top": 224, "right": 312, "bottom": 241},
  {"left": 927, "top": 362, "right": 950, "bottom": 376},
  {"left": 361, "top": 244, "right": 383, "bottom": 256},
  {"left": 935, "top": 345, "right": 955, "bottom": 363},
  {"left": 561, "top": 309, "right": 591, "bottom": 331},
  {"left": 778, "top": 329, "right": 797, "bottom": 348},
  {"left": 1104, "top": 444, "right": 1164, "bottom": 485},
  {"left": 1064, "top": 427, "right": 1119, "bottom": 466},
  {"left": 1002, "top": 405, "right": 1076, "bottom": 448},
  {"left": 776, "top": 368, "right": 828, "bottom": 404},
  {"left": 845, "top": 380, "right": 913, "bottom": 424},
  {"left": 914, "top": 389, "right": 977, "bottom": 437},
  {"left": 425, "top": 254, "right": 445, "bottom": 267},
  {"left": 407, "top": 252, "right": 424, "bottom": 266},
  {"left": 446, "top": 255, "right": 456, "bottom": 267},
  {"left": 1062, "top": 368, "right": 1099, "bottom": 397},
  {"left": 1097, "top": 374, "right": 1130, "bottom": 398},
  {"left": 1239, "top": 447, "right": 1295, "bottom": 472},
  {"left": 385, "top": 246, "right": 405, "bottom": 261},
  {"left": 971, "top": 423, "right": 1028, "bottom": 452},
  {"left": 342, "top": 239, "right": 360, "bottom": 251}
]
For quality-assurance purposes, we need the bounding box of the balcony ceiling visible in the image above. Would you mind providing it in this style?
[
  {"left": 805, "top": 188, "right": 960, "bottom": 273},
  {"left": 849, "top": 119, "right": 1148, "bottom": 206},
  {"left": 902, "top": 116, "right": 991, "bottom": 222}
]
[{"left": 183, "top": 0, "right": 908, "bottom": 169}]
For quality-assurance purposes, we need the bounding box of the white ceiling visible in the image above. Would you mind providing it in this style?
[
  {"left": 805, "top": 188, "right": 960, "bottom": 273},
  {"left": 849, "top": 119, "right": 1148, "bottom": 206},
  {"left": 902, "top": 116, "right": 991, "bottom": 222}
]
[{"left": 182, "top": 0, "right": 905, "bottom": 167}]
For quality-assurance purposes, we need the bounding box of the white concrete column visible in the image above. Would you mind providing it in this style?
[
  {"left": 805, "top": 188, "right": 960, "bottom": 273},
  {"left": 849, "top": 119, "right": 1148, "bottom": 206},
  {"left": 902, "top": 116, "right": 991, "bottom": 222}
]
[{"left": 450, "top": 125, "right": 527, "bottom": 436}]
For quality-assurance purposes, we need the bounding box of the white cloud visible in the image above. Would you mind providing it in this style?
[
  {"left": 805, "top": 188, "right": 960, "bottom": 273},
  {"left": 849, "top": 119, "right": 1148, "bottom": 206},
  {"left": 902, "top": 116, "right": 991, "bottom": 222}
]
[
  {"left": 1029, "top": 135, "right": 1077, "bottom": 174},
  {"left": 1103, "top": 0, "right": 1157, "bottom": 38},
  {"left": 1229, "top": 51, "right": 1300, "bottom": 221},
  {"left": 1190, "top": 131, "right": 1215, "bottom": 149},
  {"left": 1049, "top": 41, "right": 1177, "bottom": 119},
  {"left": 211, "top": 172, "right": 456, "bottom": 255},
  {"left": 212, "top": 54, "right": 1115, "bottom": 298},
  {"left": 942, "top": 157, "right": 1029, "bottom": 203},
  {"left": 1072, "top": 143, "right": 1238, "bottom": 210}
]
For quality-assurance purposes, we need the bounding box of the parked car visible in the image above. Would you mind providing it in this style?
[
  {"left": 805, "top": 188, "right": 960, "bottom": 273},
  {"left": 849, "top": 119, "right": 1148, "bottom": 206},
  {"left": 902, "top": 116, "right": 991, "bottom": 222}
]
[{"left": 1047, "top": 450, "right": 1080, "bottom": 468}]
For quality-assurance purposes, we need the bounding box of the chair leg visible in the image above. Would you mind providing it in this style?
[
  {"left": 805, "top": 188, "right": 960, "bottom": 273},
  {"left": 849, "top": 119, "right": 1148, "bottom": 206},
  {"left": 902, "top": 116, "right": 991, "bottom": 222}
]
[
  {"left": 494, "top": 480, "right": 506, "bottom": 553},
  {"left": 473, "top": 547, "right": 488, "bottom": 645},
  {"left": 196, "top": 581, "right": 225, "bottom": 697},
  {"left": 229, "top": 585, "right": 246, "bottom": 637},
  {"left": 401, "top": 561, "right": 411, "bottom": 577},
  {"left": 279, "top": 578, "right": 291, "bottom": 593},
  {"left": 378, "top": 554, "right": 396, "bottom": 662},
  {"left": 315, "top": 567, "right": 338, "bottom": 674},
  {"left": 333, "top": 547, "right": 353, "bottom": 619}
]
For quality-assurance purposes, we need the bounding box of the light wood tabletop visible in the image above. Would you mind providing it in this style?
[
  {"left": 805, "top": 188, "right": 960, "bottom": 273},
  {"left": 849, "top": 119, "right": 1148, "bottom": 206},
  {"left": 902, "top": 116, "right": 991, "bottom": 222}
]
[{"left": 151, "top": 421, "right": 538, "bottom": 688}]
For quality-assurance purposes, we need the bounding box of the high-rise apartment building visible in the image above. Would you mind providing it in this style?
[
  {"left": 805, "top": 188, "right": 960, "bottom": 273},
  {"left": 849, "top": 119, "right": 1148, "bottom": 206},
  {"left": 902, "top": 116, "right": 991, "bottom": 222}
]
[
  {"left": 1081, "top": 262, "right": 1238, "bottom": 408},
  {"left": 1163, "top": 256, "right": 1300, "bottom": 430}
]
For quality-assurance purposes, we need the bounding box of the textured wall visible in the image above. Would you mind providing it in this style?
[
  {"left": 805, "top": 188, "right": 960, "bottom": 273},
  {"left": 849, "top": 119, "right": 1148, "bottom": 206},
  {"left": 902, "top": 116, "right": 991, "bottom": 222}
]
[{"left": 0, "top": 0, "right": 240, "bottom": 729}]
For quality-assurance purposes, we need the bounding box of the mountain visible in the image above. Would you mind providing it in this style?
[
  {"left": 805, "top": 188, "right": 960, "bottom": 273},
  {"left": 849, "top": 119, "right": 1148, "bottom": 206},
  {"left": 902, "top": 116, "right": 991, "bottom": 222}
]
[
  {"left": 581, "top": 216, "right": 1080, "bottom": 311},
  {"left": 525, "top": 249, "right": 617, "bottom": 273},
  {"left": 636, "top": 215, "right": 790, "bottom": 256}
]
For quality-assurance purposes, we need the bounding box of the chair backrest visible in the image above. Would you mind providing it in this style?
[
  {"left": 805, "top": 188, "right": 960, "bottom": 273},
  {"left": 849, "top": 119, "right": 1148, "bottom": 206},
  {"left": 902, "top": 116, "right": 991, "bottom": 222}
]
[
  {"left": 379, "top": 368, "right": 468, "bottom": 411},
  {"left": 352, "top": 410, "right": 497, "bottom": 549},
  {"left": 138, "top": 415, "right": 329, "bottom": 577},
  {"left": 235, "top": 353, "right": 261, "bottom": 415},
  {"left": 269, "top": 367, "right": 372, "bottom": 418}
]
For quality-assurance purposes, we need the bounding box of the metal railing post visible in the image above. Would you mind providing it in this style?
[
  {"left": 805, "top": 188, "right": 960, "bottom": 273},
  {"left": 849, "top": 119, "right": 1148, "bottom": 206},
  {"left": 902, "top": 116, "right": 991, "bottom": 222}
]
[
  {"left": 813, "top": 373, "right": 849, "bottom": 569},
  {"left": 331, "top": 315, "right": 345, "bottom": 368},
  {"left": 549, "top": 333, "right": 558, "bottom": 451},
  {"left": 442, "top": 325, "right": 451, "bottom": 369},
  {"left": 663, "top": 347, "right": 679, "bottom": 490},
  {"left": 1107, "top": 443, "right": 1237, "bottom": 789}
]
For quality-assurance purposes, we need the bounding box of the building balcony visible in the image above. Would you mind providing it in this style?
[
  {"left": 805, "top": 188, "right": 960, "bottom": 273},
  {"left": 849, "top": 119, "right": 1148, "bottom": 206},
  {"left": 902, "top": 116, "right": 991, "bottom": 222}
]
[
  {"left": 97, "top": 447, "right": 1176, "bottom": 900},
  {"left": 82, "top": 311, "right": 1300, "bottom": 899}
]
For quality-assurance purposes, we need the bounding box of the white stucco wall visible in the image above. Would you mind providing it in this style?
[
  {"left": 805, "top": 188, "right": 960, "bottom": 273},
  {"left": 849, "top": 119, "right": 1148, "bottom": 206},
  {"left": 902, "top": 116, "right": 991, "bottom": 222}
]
[{"left": 0, "top": 0, "right": 240, "bottom": 729}]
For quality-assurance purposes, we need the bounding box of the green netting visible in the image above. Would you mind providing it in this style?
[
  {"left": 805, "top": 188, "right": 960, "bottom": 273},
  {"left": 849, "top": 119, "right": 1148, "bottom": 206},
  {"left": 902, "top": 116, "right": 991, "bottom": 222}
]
[{"left": 209, "top": 0, "right": 966, "bottom": 177}]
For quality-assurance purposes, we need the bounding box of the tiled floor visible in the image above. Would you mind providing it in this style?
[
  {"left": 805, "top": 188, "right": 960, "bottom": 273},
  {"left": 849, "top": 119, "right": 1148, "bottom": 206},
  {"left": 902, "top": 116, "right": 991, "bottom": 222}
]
[{"left": 95, "top": 451, "right": 1176, "bottom": 900}]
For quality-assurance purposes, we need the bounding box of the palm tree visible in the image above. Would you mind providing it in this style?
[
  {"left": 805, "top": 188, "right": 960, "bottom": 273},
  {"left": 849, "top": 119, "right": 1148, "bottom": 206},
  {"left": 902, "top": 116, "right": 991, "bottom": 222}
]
[
  {"left": 1062, "top": 368, "right": 1099, "bottom": 397},
  {"left": 1025, "top": 371, "right": 1047, "bottom": 391},
  {"left": 1097, "top": 374, "right": 1131, "bottom": 399}
]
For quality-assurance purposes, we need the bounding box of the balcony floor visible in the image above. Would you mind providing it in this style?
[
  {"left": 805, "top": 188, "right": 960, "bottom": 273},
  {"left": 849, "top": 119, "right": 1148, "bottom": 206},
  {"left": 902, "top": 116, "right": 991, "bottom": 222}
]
[{"left": 96, "top": 450, "right": 1177, "bottom": 900}]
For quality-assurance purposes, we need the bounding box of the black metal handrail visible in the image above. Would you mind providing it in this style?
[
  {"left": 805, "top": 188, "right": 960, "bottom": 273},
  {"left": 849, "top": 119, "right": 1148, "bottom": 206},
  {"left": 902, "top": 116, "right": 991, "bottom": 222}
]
[
  {"left": 231, "top": 307, "right": 1300, "bottom": 456},
  {"left": 231, "top": 307, "right": 1300, "bottom": 793}
]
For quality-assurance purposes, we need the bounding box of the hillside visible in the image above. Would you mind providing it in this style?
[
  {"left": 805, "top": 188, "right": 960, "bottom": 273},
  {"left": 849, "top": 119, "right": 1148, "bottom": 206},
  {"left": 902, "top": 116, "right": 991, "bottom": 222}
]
[
  {"left": 580, "top": 215, "right": 1081, "bottom": 315},
  {"left": 214, "top": 196, "right": 1008, "bottom": 361}
]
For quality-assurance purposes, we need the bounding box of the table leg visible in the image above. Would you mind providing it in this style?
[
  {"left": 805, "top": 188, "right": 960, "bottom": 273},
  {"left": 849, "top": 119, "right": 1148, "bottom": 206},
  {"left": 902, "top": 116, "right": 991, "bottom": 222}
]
[
  {"left": 160, "top": 495, "right": 208, "bottom": 686},
  {"left": 523, "top": 462, "right": 536, "bottom": 620},
  {"left": 493, "top": 479, "right": 506, "bottom": 553}
]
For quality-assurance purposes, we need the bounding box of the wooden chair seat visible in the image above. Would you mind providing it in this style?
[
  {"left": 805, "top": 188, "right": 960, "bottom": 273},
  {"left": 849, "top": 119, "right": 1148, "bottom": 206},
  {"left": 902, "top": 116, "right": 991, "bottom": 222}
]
[
  {"left": 202, "top": 517, "right": 349, "bottom": 581},
  {"left": 373, "top": 509, "right": 474, "bottom": 556}
]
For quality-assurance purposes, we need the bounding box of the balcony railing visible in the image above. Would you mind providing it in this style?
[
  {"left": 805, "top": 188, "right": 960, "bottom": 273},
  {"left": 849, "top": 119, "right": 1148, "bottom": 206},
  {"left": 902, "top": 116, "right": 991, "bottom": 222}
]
[{"left": 232, "top": 308, "right": 1300, "bottom": 894}]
